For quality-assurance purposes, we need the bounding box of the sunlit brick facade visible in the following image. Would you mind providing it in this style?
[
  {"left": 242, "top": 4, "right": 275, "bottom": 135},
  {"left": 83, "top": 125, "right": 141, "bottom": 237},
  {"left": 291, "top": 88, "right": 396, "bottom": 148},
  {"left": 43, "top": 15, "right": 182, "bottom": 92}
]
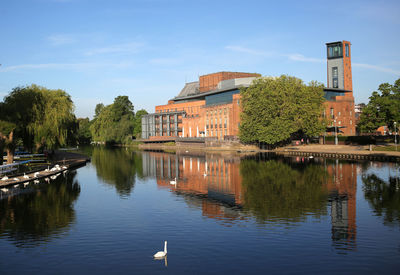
[
  {"left": 142, "top": 41, "right": 356, "bottom": 140},
  {"left": 323, "top": 41, "right": 356, "bottom": 136},
  {"left": 142, "top": 72, "right": 260, "bottom": 140}
]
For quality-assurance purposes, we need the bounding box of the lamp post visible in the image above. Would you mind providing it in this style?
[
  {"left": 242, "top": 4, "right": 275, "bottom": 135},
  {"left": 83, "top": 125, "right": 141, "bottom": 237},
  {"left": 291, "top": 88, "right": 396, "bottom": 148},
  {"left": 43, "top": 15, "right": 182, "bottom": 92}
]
[
  {"left": 334, "top": 119, "right": 338, "bottom": 145},
  {"left": 395, "top": 121, "right": 397, "bottom": 151}
]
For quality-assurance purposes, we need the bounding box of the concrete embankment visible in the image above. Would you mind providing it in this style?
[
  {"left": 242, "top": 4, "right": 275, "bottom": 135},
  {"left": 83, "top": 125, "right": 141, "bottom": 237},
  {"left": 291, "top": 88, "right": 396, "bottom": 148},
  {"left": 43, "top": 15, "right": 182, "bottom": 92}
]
[
  {"left": 274, "top": 144, "right": 400, "bottom": 162},
  {"left": 139, "top": 142, "right": 400, "bottom": 162}
]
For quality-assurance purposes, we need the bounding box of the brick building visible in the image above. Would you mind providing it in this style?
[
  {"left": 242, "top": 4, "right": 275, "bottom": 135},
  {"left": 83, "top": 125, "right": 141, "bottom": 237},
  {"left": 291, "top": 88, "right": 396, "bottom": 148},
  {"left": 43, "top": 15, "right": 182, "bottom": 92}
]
[
  {"left": 142, "top": 41, "right": 356, "bottom": 141},
  {"left": 323, "top": 41, "right": 356, "bottom": 136},
  {"left": 141, "top": 72, "right": 261, "bottom": 140}
]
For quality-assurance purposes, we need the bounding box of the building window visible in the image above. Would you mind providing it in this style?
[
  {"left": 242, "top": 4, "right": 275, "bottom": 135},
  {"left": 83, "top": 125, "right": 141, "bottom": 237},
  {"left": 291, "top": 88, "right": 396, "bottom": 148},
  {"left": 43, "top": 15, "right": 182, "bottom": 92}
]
[
  {"left": 338, "top": 121, "right": 341, "bottom": 125},
  {"left": 237, "top": 99, "right": 240, "bottom": 106},
  {"left": 345, "top": 44, "right": 349, "bottom": 57},
  {"left": 338, "top": 111, "right": 341, "bottom": 117},
  {"left": 350, "top": 120, "right": 352, "bottom": 125},
  {"left": 225, "top": 129, "right": 227, "bottom": 135},
  {"left": 350, "top": 111, "right": 352, "bottom": 116},
  {"left": 332, "top": 67, "right": 338, "bottom": 88},
  {"left": 330, "top": 108, "right": 334, "bottom": 119},
  {"left": 328, "top": 43, "right": 342, "bottom": 58}
]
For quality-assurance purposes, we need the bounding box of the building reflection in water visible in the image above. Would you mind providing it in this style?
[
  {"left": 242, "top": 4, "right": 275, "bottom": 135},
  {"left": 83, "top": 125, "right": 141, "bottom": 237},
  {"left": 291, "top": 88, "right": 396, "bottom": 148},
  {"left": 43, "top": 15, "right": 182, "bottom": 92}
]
[
  {"left": 142, "top": 151, "right": 245, "bottom": 222},
  {"left": 325, "top": 159, "right": 357, "bottom": 251},
  {"left": 142, "top": 151, "right": 384, "bottom": 251}
]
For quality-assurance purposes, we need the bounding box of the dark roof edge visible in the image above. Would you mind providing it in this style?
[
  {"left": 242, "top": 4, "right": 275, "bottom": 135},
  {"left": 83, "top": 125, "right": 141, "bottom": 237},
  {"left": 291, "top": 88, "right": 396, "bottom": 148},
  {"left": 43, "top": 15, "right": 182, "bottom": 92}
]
[
  {"left": 325, "top": 41, "right": 343, "bottom": 45},
  {"left": 171, "top": 86, "right": 242, "bottom": 102},
  {"left": 324, "top": 88, "right": 352, "bottom": 93}
]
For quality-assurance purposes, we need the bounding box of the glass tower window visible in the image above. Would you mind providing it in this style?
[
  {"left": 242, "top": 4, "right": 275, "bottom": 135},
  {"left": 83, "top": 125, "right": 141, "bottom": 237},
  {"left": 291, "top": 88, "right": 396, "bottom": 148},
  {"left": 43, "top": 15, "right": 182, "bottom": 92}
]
[
  {"left": 332, "top": 67, "right": 338, "bottom": 88},
  {"left": 327, "top": 43, "right": 343, "bottom": 59}
]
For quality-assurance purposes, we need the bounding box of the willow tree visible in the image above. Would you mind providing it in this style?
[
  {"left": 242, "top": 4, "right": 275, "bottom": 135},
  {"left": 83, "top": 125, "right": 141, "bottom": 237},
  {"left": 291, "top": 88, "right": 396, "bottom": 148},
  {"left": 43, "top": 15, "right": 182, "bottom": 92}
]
[
  {"left": 240, "top": 75, "right": 326, "bottom": 145},
  {"left": 0, "top": 85, "right": 76, "bottom": 162},
  {"left": 29, "top": 87, "right": 76, "bottom": 150}
]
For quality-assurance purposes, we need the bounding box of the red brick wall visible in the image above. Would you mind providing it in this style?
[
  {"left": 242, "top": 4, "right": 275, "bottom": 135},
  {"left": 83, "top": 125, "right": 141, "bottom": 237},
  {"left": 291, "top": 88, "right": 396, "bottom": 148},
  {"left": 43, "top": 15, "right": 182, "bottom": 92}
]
[{"left": 199, "top": 72, "right": 260, "bottom": 92}]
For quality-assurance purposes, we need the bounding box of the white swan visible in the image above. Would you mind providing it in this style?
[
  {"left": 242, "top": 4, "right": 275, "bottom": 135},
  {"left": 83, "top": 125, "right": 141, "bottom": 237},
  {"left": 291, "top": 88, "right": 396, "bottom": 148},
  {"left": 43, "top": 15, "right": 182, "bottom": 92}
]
[
  {"left": 34, "top": 179, "right": 40, "bottom": 184},
  {"left": 23, "top": 173, "right": 29, "bottom": 179},
  {"left": 34, "top": 172, "right": 40, "bottom": 177},
  {"left": 170, "top": 178, "right": 177, "bottom": 185},
  {"left": 1, "top": 188, "right": 8, "bottom": 193},
  {"left": 154, "top": 241, "right": 167, "bottom": 258},
  {"left": 13, "top": 178, "right": 19, "bottom": 182},
  {"left": 23, "top": 182, "right": 29, "bottom": 187},
  {"left": 1, "top": 176, "right": 8, "bottom": 181}
]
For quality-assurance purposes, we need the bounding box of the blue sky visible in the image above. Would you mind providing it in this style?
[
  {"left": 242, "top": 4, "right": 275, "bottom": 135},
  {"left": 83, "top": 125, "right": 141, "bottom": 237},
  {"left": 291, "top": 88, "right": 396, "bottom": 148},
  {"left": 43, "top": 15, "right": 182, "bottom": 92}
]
[{"left": 1, "top": 0, "right": 399, "bottom": 118}]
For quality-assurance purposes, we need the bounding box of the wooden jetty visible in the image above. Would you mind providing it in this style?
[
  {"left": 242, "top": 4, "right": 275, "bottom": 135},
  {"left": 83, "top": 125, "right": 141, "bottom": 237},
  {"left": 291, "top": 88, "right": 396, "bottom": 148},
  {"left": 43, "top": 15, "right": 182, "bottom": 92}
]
[{"left": 0, "top": 151, "right": 90, "bottom": 189}]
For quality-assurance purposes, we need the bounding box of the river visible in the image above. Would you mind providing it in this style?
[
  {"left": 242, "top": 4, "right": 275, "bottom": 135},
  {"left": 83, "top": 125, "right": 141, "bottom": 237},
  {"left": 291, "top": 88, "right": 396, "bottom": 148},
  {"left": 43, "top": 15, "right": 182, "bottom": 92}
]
[{"left": 0, "top": 147, "right": 399, "bottom": 274}]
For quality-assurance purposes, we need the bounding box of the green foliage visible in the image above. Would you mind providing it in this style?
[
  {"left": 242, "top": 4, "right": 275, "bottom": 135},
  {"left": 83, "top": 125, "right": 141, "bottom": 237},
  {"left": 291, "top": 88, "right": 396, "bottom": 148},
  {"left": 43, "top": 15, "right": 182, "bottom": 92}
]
[
  {"left": 94, "top": 103, "right": 104, "bottom": 118},
  {"left": 240, "top": 158, "right": 329, "bottom": 222},
  {"left": 90, "top": 96, "right": 135, "bottom": 144},
  {"left": 0, "top": 84, "right": 76, "bottom": 153},
  {"left": 358, "top": 78, "right": 400, "bottom": 133},
  {"left": 77, "top": 118, "right": 92, "bottom": 144},
  {"left": 239, "top": 75, "right": 326, "bottom": 145},
  {"left": 133, "top": 109, "right": 148, "bottom": 138}
]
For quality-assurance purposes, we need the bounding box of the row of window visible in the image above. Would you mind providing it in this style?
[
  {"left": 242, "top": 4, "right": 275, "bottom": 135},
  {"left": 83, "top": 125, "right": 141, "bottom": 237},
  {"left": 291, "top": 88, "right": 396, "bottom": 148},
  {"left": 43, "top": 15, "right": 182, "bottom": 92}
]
[
  {"left": 206, "top": 108, "right": 228, "bottom": 117},
  {"left": 207, "top": 129, "right": 228, "bottom": 138}
]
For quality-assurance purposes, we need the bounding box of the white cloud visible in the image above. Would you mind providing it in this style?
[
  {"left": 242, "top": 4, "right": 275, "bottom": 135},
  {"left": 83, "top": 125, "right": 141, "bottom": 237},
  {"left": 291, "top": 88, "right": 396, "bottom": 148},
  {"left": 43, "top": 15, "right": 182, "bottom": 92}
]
[
  {"left": 48, "top": 34, "right": 76, "bottom": 46},
  {"left": 0, "top": 62, "right": 134, "bottom": 72},
  {"left": 353, "top": 63, "right": 400, "bottom": 76},
  {"left": 225, "top": 45, "right": 324, "bottom": 63},
  {"left": 225, "top": 45, "right": 273, "bottom": 57},
  {"left": 149, "top": 58, "right": 181, "bottom": 65},
  {"left": 85, "top": 42, "right": 144, "bottom": 56},
  {"left": 285, "top": 53, "right": 324, "bottom": 63}
]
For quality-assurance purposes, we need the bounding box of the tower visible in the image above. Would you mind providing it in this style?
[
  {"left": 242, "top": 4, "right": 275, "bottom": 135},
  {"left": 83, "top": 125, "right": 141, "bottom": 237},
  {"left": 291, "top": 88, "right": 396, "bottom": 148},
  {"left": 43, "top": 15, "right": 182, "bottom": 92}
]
[
  {"left": 326, "top": 41, "right": 352, "bottom": 91},
  {"left": 324, "top": 41, "right": 356, "bottom": 136}
]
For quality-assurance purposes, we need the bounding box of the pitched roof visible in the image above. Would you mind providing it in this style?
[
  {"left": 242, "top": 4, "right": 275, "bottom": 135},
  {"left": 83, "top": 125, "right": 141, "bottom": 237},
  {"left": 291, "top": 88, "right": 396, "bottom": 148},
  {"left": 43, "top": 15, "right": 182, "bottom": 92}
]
[{"left": 176, "top": 81, "right": 200, "bottom": 98}]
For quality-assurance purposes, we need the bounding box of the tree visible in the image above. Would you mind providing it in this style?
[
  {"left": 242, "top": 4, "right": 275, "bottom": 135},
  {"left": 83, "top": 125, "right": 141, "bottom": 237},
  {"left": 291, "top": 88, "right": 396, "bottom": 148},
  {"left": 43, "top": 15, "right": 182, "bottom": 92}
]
[
  {"left": 0, "top": 120, "right": 16, "bottom": 164},
  {"left": 90, "top": 96, "right": 135, "bottom": 144},
  {"left": 76, "top": 118, "right": 92, "bottom": 144},
  {"left": 133, "top": 109, "right": 148, "bottom": 138},
  {"left": 239, "top": 75, "right": 326, "bottom": 145},
  {"left": 0, "top": 85, "right": 76, "bottom": 162},
  {"left": 94, "top": 103, "right": 104, "bottom": 118},
  {"left": 358, "top": 78, "right": 400, "bottom": 134}
]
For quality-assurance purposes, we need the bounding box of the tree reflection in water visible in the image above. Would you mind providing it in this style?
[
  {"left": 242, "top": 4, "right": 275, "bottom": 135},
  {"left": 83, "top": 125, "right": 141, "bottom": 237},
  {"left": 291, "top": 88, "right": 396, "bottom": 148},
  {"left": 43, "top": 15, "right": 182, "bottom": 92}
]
[
  {"left": 240, "top": 158, "right": 330, "bottom": 224},
  {"left": 362, "top": 173, "right": 400, "bottom": 226},
  {"left": 91, "top": 146, "right": 143, "bottom": 197},
  {"left": 0, "top": 171, "right": 80, "bottom": 247}
]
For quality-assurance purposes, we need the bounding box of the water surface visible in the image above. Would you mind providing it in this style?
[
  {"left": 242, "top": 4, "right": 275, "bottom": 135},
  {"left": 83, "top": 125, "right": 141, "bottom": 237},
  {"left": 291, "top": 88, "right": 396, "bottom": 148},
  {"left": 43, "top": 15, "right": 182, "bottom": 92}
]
[{"left": 1, "top": 147, "right": 399, "bottom": 274}]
